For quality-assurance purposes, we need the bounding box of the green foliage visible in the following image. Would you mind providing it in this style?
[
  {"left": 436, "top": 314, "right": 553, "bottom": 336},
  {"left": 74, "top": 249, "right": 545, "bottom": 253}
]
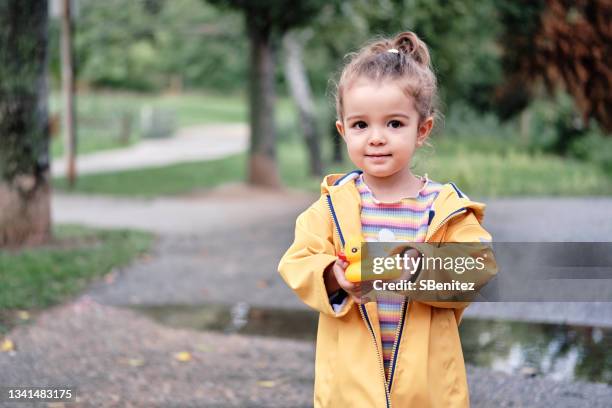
[
  {"left": 60, "top": 0, "right": 247, "bottom": 91},
  {"left": 207, "top": 0, "right": 330, "bottom": 32},
  {"left": 304, "top": 0, "right": 503, "bottom": 111},
  {"left": 390, "top": 0, "right": 504, "bottom": 111},
  {"left": 55, "top": 0, "right": 504, "bottom": 110},
  {"left": 0, "top": 225, "right": 152, "bottom": 314},
  {"left": 527, "top": 93, "right": 584, "bottom": 155},
  {"left": 569, "top": 132, "right": 612, "bottom": 175},
  {"left": 525, "top": 91, "right": 612, "bottom": 173}
]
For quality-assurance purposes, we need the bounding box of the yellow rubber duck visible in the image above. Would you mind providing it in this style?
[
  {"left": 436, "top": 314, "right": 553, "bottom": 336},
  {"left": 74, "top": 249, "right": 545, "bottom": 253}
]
[
  {"left": 341, "top": 235, "right": 364, "bottom": 283},
  {"left": 340, "top": 235, "right": 404, "bottom": 282}
]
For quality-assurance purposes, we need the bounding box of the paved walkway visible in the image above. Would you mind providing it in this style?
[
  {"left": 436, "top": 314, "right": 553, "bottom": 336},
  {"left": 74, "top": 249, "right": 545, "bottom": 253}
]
[
  {"left": 54, "top": 189, "right": 612, "bottom": 328},
  {"left": 52, "top": 183, "right": 314, "bottom": 236},
  {"left": 51, "top": 123, "right": 248, "bottom": 177}
]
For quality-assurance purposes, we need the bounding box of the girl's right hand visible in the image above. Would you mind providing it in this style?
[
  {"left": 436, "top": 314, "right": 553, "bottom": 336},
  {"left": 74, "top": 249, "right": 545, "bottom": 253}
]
[{"left": 325, "top": 258, "right": 369, "bottom": 304}]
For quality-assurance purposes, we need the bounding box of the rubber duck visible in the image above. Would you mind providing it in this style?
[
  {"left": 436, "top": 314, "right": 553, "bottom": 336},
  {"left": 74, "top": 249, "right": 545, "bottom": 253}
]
[
  {"left": 339, "top": 235, "right": 363, "bottom": 283},
  {"left": 339, "top": 235, "right": 405, "bottom": 282}
]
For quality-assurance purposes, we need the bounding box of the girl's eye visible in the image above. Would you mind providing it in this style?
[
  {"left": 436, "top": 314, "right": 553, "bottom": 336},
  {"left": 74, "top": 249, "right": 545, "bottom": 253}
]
[
  {"left": 352, "top": 121, "right": 367, "bottom": 130},
  {"left": 388, "top": 120, "right": 402, "bottom": 129}
]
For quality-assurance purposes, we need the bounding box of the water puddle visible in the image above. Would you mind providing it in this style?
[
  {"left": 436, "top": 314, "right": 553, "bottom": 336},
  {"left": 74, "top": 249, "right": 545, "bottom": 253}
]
[
  {"left": 459, "top": 319, "right": 611, "bottom": 384},
  {"left": 130, "top": 303, "right": 611, "bottom": 385},
  {"left": 129, "top": 303, "right": 319, "bottom": 341}
]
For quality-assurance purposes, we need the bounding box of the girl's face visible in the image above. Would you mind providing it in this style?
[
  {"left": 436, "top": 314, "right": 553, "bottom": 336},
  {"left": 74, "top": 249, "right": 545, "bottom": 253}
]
[{"left": 336, "top": 78, "right": 433, "bottom": 179}]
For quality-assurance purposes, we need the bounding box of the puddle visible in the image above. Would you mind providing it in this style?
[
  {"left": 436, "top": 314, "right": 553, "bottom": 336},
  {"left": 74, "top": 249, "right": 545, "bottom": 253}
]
[
  {"left": 459, "top": 319, "right": 611, "bottom": 384},
  {"left": 130, "top": 303, "right": 612, "bottom": 385},
  {"left": 129, "top": 303, "right": 319, "bottom": 341}
]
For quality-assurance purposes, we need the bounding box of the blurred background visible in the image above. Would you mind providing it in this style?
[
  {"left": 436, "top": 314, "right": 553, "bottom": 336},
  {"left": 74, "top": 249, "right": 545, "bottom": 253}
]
[{"left": 0, "top": 0, "right": 611, "bottom": 406}]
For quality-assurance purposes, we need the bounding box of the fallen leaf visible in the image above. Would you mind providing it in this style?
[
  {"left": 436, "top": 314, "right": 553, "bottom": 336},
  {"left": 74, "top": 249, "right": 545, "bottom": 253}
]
[
  {"left": 195, "top": 343, "right": 212, "bottom": 352},
  {"left": 17, "top": 310, "right": 30, "bottom": 320},
  {"left": 118, "top": 357, "right": 145, "bottom": 367},
  {"left": 1, "top": 339, "right": 15, "bottom": 352},
  {"left": 257, "top": 380, "right": 276, "bottom": 388},
  {"left": 127, "top": 358, "right": 145, "bottom": 367},
  {"left": 174, "top": 351, "right": 192, "bottom": 362}
]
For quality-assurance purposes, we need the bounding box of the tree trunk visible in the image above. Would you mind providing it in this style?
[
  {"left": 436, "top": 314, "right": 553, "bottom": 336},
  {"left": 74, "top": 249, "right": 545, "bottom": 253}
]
[
  {"left": 60, "top": 0, "right": 77, "bottom": 186},
  {"left": 0, "top": 0, "right": 51, "bottom": 247},
  {"left": 282, "top": 31, "right": 322, "bottom": 177},
  {"left": 326, "top": 45, "right": 343, "bottom": 164},
  {"left": 246, "top": 12, "right": 281, "bottom": 188}
]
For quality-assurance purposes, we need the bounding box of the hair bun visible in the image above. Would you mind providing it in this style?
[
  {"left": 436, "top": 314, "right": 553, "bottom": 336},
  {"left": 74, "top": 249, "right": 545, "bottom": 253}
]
[{"left": 393, "top": 32, "right": 430, "bottom": 66}]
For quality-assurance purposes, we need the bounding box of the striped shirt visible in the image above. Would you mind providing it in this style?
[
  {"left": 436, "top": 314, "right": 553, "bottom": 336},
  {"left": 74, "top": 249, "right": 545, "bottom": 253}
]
[{"left": 356, "top": 173, "right": 444, "bottom": 380}]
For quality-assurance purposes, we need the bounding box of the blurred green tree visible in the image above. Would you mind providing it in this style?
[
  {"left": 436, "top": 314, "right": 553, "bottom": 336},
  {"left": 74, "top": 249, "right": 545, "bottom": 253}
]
[
  {"left": 0, "top": 0, "right": 52, "bottom": 247},
  {"left": 307, "top": 0, "right": 503, "bottom": 110},
  {"left": 207, "top": 0, "right": 327, "bottom": 187},
  {"left": 63, "top": 0, "right": 246, "bottom": 91}
]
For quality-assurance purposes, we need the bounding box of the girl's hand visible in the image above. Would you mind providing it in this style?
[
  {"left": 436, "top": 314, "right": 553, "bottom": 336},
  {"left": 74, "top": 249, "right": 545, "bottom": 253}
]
[
  {"left": 325, "top": 258, "right": 370, "bottom": 304},
  {"left": 386, "top": 248, "right": 422, "bottom": 283}
]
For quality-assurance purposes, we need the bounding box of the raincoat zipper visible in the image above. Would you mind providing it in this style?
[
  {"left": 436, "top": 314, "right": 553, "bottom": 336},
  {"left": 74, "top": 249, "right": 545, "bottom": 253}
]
[
  {"left": 359, "top": 303, "right": 393, "bottom": 408},
  {"left": 326, "top": 194, "right": 345, "bottom": 246},
  {"left": 387, "top": 297, "right": 409, "bottom": 392}
]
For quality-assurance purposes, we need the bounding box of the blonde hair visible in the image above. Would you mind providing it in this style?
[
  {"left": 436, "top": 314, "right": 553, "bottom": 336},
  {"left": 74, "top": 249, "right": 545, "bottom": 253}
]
[{"left": 334, "top": 31, "right": 439, "bottom": 126}]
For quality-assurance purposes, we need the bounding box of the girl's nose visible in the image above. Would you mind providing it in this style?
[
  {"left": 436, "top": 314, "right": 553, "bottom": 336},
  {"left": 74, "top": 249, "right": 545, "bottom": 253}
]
[{"left": 368, "top": 130, "right": 386, "bottom": 145}]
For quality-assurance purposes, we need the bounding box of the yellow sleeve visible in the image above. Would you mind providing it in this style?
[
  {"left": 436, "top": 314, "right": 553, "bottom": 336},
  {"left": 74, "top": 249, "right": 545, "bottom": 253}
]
[{"left": 277, "top": 196, "right": 354, "bottom": 317}]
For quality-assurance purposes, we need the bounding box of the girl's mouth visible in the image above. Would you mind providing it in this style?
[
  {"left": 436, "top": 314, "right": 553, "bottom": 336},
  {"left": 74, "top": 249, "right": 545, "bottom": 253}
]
[
  {"left": 365, "top": 154, "right": 392, "bottom": 158},
  {"left": 365, "top": 154, "right": 392, "bottom": 163}
]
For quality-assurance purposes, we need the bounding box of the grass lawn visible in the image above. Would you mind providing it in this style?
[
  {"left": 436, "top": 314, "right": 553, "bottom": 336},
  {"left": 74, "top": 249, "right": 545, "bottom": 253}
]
[
  {"left": 0, "top": 225, "right": 153, "bottom": 335},
  {"left": 53, "top": 137, "right": 612, "bottom": 197},
  {"left": 49, "top": 89, "right": 311, "bottom": 159},
  {"left": 49, "top": 90, "right": 249, "bottom": 158},
  {"left": 53, "top": 154, "right": 246, "bottom": 197}
]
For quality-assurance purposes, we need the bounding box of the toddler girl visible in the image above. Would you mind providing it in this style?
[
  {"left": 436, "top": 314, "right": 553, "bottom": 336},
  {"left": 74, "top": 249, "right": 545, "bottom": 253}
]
[{"left": 278, "top": 31, "right": 494, "bottom": 408}]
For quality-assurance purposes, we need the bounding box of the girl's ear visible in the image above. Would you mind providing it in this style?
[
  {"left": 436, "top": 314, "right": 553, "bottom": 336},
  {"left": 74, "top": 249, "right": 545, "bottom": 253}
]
[
  {"left": 416, "top": 116, "right": 434, "bottom": 147},
  {"left": 335, "top": 120, "right": 345, "bottom": 140}
]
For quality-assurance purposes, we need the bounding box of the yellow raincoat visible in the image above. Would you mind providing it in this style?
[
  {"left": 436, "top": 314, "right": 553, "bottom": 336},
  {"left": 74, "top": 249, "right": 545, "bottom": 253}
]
[{"left": 278, "top": 171, "right": 496, "bottom": 408}]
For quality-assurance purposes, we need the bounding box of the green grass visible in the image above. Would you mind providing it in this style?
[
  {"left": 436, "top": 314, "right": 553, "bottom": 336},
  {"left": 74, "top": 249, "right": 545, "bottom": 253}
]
[
  {"left": 414, "top": 149, "right": 612, "bottom": 197},
  {"left": 0, "top": 225, "right": 153, "bottom": 334},
  {"left": 53, "top": 137, "right": 612, "bottom": 197},
  {"left": 49, "top": 90, "right": 248, "bottom": 158},
  {"left": 53, "top": 154, "right": 246, "bottom": 197}
]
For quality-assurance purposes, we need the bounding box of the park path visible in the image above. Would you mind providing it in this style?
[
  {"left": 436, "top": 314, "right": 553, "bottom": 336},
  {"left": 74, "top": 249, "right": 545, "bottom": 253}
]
[
  {"left": 51, "top": 123, "right": 248, "bottom": 177},
  {"left": 52, "top": 189, "right": 612, "bottom": 327}
]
